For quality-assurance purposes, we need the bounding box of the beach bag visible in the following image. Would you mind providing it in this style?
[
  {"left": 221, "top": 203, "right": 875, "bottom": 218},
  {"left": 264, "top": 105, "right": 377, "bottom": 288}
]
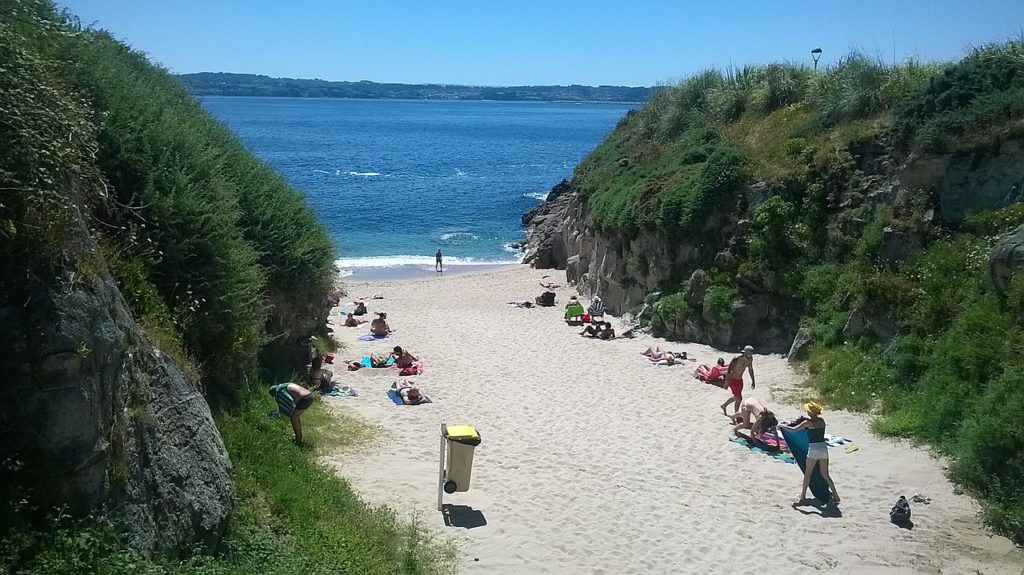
[
  {"left": 582, "top": 313, "right": 590, "bottom": 322},
  {"left": 889, "top": 495, "right": 911, "bottom": 525},
  {"left": 537, "top": 291, "right": 555, "bottom": 306}
]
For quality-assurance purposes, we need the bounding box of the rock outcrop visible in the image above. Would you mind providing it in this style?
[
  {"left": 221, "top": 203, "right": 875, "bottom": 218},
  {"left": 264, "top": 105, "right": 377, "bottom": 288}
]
[
  {"left": 0, "top": 216, "right": 233, "bottom": 553},
  {"left": 986, "top": 223, "right": 1024, "bottom": 297}
]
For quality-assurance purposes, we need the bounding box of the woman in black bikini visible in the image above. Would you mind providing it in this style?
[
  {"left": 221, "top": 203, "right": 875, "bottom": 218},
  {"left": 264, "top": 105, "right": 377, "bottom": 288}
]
[{"left": 780, "top": 401, "right": 841, "bottom": 504}]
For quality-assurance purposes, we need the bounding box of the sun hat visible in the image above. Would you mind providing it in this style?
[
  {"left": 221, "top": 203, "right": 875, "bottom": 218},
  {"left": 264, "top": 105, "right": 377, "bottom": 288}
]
[
  {"left": 743, "top": 345, "right": 754, "bottom": 353},
  {"left": 804, "top": 401, "right": 823, "bottom": 415}
]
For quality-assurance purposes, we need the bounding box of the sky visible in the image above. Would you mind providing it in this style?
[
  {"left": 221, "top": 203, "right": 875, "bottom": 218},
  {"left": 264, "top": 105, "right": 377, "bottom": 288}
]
[{"left": 58, "top": 0, "right": 1024, "bottom": 87}]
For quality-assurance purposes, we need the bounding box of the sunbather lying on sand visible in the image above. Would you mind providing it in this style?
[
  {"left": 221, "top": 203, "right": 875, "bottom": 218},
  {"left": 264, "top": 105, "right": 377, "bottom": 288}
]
[
  {"left": 539, "top": 281, "right": 562, "bottom": 289},
  {"left": 344, "top": 312, "right": 368, "bottom": 327},
  {"left": 580, "top": 321, "right": 616, "bottom": 340},
  {"left": 508, "top": 300, "right": 535, "bottom": 308},
  {"left": 392, "top": 381, "right": 427, "bottom": 405}
]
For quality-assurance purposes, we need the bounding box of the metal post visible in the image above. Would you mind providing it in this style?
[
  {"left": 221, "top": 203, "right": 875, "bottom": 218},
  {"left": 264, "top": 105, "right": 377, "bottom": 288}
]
[{"left": 437, "top": 421, "right": 446, "bottom": 511}]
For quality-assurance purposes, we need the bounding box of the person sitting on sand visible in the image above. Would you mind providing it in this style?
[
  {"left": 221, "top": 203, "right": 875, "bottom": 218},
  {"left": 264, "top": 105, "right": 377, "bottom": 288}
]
[
  {"left": 370, "top": 312, "right": 391, "bottom": 337},
  {"left": 392, "top": 381, "right": 427, "bottom": 405},
  {"left": 308, "top": 356, "right": 334, "bottom": 392},
  {"left": 390, "top": 346, "right": 418, "bottom": 369},
  {"left": 344, "top": 312, "right": 368, "bottom": 327},
  {"left": 780, "top": 402, "right": 841, "bottom": 505},
  {"left": 269, "top": 382, "right": 314, "bottom": 444},
  {"left": 731, "top": 397, "right": 777, "bottom": 438},
  {"left": 353, "top": 301, "right": 367, "bottom": 316},
  {"left": 720, "top": 345, "right": 755, "bottom": 416},
  {"left": 588, "top": 296, "right": 605, "bottom": 321}
]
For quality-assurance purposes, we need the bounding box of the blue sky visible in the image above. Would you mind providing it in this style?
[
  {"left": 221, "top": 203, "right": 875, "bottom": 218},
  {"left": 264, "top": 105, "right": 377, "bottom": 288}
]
[{"left": 59, "top": 0, "right": 1024, "bottom": 86}]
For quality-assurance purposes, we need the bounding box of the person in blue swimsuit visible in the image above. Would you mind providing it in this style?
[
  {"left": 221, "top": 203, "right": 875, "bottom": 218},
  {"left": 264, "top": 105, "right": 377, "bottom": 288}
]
[{"left": 780, "top": 401, "right": 841, "bottom": 504}]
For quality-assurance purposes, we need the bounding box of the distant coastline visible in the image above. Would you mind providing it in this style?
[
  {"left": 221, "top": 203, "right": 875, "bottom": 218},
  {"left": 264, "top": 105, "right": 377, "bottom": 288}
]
[{"left": 178, "top": 72, "right": 654, "bottom": 103}]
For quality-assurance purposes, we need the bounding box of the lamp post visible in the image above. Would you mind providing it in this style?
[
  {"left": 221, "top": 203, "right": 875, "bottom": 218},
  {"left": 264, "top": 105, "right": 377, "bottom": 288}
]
[{"left": 811, "top": 47, "right": 823, "bottom": 70}]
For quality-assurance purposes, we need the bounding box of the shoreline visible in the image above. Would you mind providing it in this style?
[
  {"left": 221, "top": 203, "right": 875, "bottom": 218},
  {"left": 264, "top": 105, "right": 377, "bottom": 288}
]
[
  {"left": 339, "top": 262, "right": 519, "bottom": 282},
  {"left": 323, "top": 265, "right": 1022, "bottom": 574}
]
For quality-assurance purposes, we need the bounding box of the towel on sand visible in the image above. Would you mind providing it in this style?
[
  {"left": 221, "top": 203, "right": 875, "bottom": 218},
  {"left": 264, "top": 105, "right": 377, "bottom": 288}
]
[
  {"left": 387, "top": 389, "right": 432, "bottom": 405},
  {"left": 729, "top": 436, "right": 796, "bottom": 464},
  {"left": 359, "top": 333, "right": 391, "bottom": 341},
  {"left": 397, "top": 361, "right": 424, "bottom": 376},
  {"left": 323, "top": 386, "right": 358, "bottom": 397},
  {"left": 361, "top": 355, "right": 396, "bottom": 368}
]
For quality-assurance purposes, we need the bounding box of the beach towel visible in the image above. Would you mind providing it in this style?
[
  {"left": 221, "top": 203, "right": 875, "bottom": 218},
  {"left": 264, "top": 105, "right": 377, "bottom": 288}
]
[
  {"left": 359, "top": 333, "right": 391, "bottom": 341},
  {"left": 779, "top": 427, "right": 832, "bottom": 502},
  {"left": 323, "top": 386, "right": 358, "bottom": 398},
  {"left": 825, "top": 434, "right": 853, "bottom": 447},
  {"left": 387, "top": 389, "right": 432, "bottom": 405},
  {"left": 729, "top": 437, "right": 795, "bottom": 464},
  {"left": 361, "top": 355, "right": 396, "bottom": 368},
  {"left": 398, "top": 361, "right": 424, "bottom": 376}
]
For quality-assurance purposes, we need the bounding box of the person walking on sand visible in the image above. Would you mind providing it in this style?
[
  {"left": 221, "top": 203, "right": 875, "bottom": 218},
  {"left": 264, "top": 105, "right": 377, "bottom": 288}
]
[
  {"left": 435, "top": 249, "right": 443, "bottom": 273},
  {"left": 269, "top": 382, "right": 314, "bottom": 444},
  {"left": 780, "top": 401, "right": 841, "bottom": 505},
  {"left": 720, "top": 345, "right": 755, "bottom": 415}
]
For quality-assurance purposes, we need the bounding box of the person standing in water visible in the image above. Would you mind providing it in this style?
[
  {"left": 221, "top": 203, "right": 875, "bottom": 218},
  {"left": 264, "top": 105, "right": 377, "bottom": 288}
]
[{"left": 435, "top": 249, "right": 443, "bottom": 272}]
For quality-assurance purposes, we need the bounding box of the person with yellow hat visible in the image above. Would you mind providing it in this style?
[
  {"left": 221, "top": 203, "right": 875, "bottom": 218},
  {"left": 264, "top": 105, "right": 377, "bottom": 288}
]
[{"left": 780, "top": 401, "right": 841, "bottom": 504}]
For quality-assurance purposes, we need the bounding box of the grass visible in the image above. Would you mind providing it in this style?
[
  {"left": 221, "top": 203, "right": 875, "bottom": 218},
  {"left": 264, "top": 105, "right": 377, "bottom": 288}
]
[{"left": 0, "top": 394, "right": 457, "bottom": 574}]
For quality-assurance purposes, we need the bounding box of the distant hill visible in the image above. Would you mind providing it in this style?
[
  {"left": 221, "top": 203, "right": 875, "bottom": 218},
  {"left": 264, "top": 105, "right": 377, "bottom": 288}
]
[{"left": 176, "top": 72, "right": 653, "bottom": 103}]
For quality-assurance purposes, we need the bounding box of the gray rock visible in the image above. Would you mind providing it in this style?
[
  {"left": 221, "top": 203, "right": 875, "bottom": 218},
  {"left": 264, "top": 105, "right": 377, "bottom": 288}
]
[
  {"left": 0, "top": 223, "right": 232, "bottom": 554},
  {"left": 879, "top": 227, "right": 925, "bottom": 264},
  {"left": 986, "top": 224, "right": 1024, "bottom": 296},
  {"left": 744, "top": 182, "right": 773, "bottom": 212},
  {"left": 684, "top": 270, "right": 709, "bottom": 306},
  {"left": 787, "top": 327, "right": 813, "bottom": 362}
]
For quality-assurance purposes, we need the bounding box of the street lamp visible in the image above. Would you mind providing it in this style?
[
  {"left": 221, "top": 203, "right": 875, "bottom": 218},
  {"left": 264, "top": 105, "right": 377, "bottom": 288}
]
[{"left": 811, "top": 47, "right": 823, "bottom": 70}]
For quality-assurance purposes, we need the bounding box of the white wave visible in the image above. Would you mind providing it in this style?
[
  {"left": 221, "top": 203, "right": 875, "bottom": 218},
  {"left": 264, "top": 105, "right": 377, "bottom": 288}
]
[
  {"left": 503, "top": 242, "right": 525, "bottom": 254},
  {"left": 312, "top": 169, "right": 330, "bottom": 175},
  {"left": 347, "top": 171, "right": 382, "bottom": 177},
  {"left": 523, "top": 192, "right": 548, "bottom": 201},
  {"left": 438, "top": 231, "right": 479, "bottom": 241},
  {"left": 335, "top": 255, "right": 522, "bottom": 269},
  {"left": 336, "top": 268, "right": 354, "bottom": 278},
  {"left": 454, "top": 168, "right": 466, "bottom": 177}
]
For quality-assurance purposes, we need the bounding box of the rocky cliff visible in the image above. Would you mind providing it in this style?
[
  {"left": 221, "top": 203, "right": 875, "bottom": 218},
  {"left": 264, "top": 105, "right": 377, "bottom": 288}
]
[
  {"left": 0, "top": 212, "right": 233, "bottom": 554},
  {"left": 523, "top": 139, "right": 1024, "bottom": 353}
]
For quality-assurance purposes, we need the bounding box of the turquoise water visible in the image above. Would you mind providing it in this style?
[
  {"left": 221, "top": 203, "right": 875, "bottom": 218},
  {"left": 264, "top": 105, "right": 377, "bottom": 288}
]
[{"left": 201, "top": 97, "right": 632, "bottom": 276}]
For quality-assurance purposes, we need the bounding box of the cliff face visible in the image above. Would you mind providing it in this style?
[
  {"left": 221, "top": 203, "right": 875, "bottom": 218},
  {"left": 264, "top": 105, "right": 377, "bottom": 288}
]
[
  {"left": 0, "top": 213, "right": 233, "bottom": 553},
  {"left": 523, "top": 140, "right": 1024, "bottom": 353}
]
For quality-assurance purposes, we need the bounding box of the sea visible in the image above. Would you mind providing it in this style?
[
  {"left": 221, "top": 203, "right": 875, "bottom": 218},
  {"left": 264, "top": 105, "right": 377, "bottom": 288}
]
[{"left": 201, "top": 97, "right": 634, "bottom": 279}]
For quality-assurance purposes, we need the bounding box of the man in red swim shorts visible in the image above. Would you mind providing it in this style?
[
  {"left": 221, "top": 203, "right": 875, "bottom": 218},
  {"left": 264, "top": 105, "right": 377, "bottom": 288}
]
[{"left": 720, "top": 345, "right": 756, "bottom": 416}]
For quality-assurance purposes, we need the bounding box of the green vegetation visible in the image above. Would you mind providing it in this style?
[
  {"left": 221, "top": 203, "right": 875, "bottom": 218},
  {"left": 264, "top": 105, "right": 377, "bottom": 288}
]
[
  {"left": 576, "top": 39, "right": 1024, "bottom": 542},
  {"left": 0, "top": 396, "right": 456, "bottom": 574},
  {"left": 0, "top": 0, "right": 335, "bottom": 406}
]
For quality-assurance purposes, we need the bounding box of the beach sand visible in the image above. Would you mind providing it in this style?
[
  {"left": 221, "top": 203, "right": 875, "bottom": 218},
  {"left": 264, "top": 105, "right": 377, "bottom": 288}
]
[{"left": 321, "top": 265, "right": 1022, "bottom": 574}]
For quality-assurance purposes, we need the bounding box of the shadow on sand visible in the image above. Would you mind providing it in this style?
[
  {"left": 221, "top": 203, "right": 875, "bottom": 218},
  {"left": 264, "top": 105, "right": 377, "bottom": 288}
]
[
  {"left": 791, "top": 499, "right": 843, "bottom": 519},
  {"left": 441, "top": 504, "right": 487, "bottom": 529}
]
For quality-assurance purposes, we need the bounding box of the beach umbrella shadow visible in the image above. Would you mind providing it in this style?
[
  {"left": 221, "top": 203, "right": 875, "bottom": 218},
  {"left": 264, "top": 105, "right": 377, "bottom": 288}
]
[{"left": 441, "top": 504, "right": 488, "bottom": 529}]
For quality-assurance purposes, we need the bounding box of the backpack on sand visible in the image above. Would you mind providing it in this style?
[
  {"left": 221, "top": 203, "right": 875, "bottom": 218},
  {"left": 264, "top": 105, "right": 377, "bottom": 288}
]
[{"left": 889, "top": 495, "right": 911, "bottom": 525}]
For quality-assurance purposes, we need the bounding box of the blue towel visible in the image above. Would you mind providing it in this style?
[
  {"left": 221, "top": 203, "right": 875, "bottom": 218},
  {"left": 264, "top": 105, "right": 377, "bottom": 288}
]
[
  {"left": 779, "top": 427, "right": 832, "bottom": 502},
  {"left": 361, "top": 356, "right": 395, "bottom": 368},
  {"left": 359, "top": 333, "right": 391, "bottom": 341}
]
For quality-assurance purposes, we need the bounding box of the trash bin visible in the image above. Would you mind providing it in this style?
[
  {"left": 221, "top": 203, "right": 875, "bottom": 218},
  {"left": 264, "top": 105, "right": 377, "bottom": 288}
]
[{"left": 442, "top": 424, "right": 480, "bottom": 494}]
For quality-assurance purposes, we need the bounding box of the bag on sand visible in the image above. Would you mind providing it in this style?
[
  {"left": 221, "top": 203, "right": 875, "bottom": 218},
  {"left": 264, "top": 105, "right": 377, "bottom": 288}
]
[
  {"left": 889, "top": 495, "right": 911, "bottom": 525},
  {"left": 536, "top": 291, "right": 555, "bottom": 307}
]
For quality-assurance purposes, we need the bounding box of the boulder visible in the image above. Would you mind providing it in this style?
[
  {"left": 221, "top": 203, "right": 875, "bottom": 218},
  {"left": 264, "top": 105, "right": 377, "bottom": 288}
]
[
  {"left": 879, "top": 226, "right": 925, "bottom": 264},
  {"left": 0, "top": 237, "right": 232, "bottom": 554},
  {"left": 744, "top": 182, "right": 773, "bottom": 212},
  {"left": 684, "top": 269, "right": 709, "bottom": 306},
  {"left": 986, "top": 224, "right": 1024, "bottom": 296},
  {"left": 787, "top": 327, "right": 813, "bottom": 362}
]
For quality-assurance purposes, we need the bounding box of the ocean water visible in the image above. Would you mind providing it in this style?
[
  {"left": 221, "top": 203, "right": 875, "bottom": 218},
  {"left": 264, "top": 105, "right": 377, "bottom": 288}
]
[{"left": 200, "top": 97, "right": 633, "bottom": 277}]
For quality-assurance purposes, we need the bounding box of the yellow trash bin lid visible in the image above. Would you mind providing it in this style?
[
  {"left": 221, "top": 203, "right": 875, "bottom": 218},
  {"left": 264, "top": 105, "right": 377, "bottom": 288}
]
[{"left": 444, "top": 424, "right": 481, "bottom": 446}]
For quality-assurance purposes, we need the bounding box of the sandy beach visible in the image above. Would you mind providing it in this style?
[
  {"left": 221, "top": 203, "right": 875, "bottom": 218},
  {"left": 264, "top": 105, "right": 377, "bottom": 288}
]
[{"left": 320, "top": 265, "right": 1022, "bottom": 574}]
